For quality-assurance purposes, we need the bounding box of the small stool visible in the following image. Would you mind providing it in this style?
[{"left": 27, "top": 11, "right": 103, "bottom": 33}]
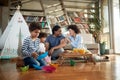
[{"left": 57, "top": 52, "right": 96, "bottom": 65}]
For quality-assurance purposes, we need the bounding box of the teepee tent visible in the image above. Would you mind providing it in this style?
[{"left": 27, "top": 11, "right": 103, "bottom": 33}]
[{"left": 0, "top": 9, "right": 30, "bottom": 59}]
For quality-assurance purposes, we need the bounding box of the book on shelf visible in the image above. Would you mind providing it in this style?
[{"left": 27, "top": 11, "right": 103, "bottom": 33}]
[
  {"left": 73, "top": 17, "right": 81, "bottom": 23},
  {"left": 76, "top": 23, "right": 90, "bottom": 33},
  {"left": 59, "top": 21, "right": 68, "bottom": 27},
  {"left": 73, "top": 12, "right": 79, "bottom": 17},
  {"left": 69, "top": 17, "right": 73, "bottom": 23},
  {"left": 83, "top": 23, "right": 89, "bottom": 28},
  {"left": 57, "top": 15, "right": 65, "bottom": 22},
  {"left": 38, "top": 17, "right": 44, "bottom": 22},
  {"left": 24, "top": 16, "right": 46, "bottom": 22},
  {"left": 77, "top": 24, "right": 84, "bottom": 28},
  {"left": 23, "top": 16, "right": 48, "bottom": 28},
  {"left": 78, "top": 12, "right": 85, "bottom": 18},
  {"left": 67, "top": 12, "right": 75, "bottom": 17},
  {"left": 84, "top": 29, "right": 89, "bottom": 33},
  {"left": 67, "top": 11, "right": 88, "bottom": 23},
  {"left": 80, "top": 29, "right": 85, "bottom": 33},
  {"left": 49, "top": 17, "right": 58, "bottom": 25}
]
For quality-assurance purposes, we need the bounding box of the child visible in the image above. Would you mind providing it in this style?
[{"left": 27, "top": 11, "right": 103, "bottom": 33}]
[
  {"left": 38, "top": 32, "right": 51, "bottom": 65},
  {"left": 22, "top": 22, "right": 46, "bottom": 70}
]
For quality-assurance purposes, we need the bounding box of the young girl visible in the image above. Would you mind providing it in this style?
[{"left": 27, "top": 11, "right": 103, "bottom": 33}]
[
  {"left": 22, "top": 22, "right": 46, "bottom": 70},
  {"left": 37, "top": 32, "right": 51, "bottom": 65}
]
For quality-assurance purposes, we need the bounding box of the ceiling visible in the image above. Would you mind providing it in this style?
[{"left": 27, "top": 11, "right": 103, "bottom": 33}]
[
  {"left": 1, "top": 0, "right": 99, "bottom": 16},
  {"left": 0, "top": 0, "right": 98, "bottom": 7}
]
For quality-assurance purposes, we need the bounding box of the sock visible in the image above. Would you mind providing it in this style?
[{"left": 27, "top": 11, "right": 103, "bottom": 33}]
[{"left": 33, "top": 64, "right": 43, "bottom": 70}]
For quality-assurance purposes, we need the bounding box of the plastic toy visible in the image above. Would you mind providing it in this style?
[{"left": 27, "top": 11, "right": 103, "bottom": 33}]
[
  {"left": 37, "top": 52, "right": 48, "bottom": 60},
  {"left": 20, "top": 65, "right": 29, "bottom": 72},
  {"left": 42, "top": 66, "right": 56, "bottom": 73},
  {"left": 50, "top": 63, "right": 59, "bottom": 68},
  {"left": 70, "top": 59, "right": 75, "bottom": 66}
]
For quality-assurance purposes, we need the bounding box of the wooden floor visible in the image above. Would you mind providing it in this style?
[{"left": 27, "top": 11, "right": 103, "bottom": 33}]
[{"left": 0, "top": 54, "right": 120, "bottom": 80}]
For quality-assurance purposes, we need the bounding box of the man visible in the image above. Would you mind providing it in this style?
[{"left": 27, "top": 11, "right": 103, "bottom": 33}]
[{"left": 45, "top": 25, "right": 66, "bottom": 60}]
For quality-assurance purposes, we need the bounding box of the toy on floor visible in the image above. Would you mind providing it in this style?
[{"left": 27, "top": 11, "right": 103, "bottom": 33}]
[
  {"left": 50, "top": 63, "right": 59, "bottom": 68},
  {"left": 20, "top": 65, "right": 29, "bottom": 72},
  {"left": 42, "top": 66, "right": 56, "bottom": 73},
  {"left": 70, "top": 59, "right": 76, "bottom": 66},
  {"left": 42, "top": 63, "right": 59, "bottom": 73}
]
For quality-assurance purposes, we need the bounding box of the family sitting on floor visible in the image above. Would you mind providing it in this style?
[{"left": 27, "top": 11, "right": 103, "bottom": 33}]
[{"left": 21, "top": 22, "right": 108, "bottom": 70}]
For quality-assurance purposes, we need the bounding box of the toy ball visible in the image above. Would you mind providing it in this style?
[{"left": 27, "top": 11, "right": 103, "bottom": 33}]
[
  {"left": 20, "top": 65, "right": 29, "bottom": 72},
  {"left": 42, "top": 66, "right": 56, "bottom": 73}
]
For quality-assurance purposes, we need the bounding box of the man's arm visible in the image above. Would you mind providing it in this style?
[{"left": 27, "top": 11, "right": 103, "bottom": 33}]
[
  {"left": 49, "top": 38, "right": 66, "bottom": 55},
  {"left": 52, "top": 38, "right": 66, "bottom": 50}
]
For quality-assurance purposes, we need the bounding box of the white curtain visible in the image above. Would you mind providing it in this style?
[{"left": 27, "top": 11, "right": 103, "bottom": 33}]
[{"left": 0, "top": 10, "right": 30, "bottom": 59}]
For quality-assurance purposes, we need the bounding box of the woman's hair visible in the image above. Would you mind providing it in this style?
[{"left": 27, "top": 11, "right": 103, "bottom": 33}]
[
  {"left": 52, "top": 25, "right": 61, "bottom": 34},
  {"left": 38, "top": 32, "right": 47, "bottom": 38},
  {"left": 67, "top": 25, "right": 80, "bottom": 34},
  {"left": 29, "top": 22, "right": 41, "bottom": 32}
]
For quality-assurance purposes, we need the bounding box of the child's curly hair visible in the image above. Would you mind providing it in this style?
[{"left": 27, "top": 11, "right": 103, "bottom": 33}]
[
  {"left": 29, "top": 22, "right": 41, "bottom": 32},
  {"left": 38, "top": 32, "right": 47, "bottom": 38}
]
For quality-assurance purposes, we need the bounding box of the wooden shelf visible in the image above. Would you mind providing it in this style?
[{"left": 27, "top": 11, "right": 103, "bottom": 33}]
[
  {"left": 10, "top": 8, "right": 44, "bottom": 12},
  {"left": 26, "top": 21, "right": 47, "bottom": 23},
  {"left": 42, "top": 27, "right": 49, "bottom": 29}
]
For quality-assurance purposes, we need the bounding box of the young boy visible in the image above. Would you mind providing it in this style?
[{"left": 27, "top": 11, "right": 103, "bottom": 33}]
[
  {"left": 22, "top": 22, "right": 46, "bottom": 70},
  {"left": 38, "top": 32, "right": 51, "bottom": 65}
]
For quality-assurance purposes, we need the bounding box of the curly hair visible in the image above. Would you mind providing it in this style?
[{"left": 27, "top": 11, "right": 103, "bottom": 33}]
[
  {"left": 67, "top": 25, "right": 80, "bottom": 34},
  {"left": 29, "top": 22, "right": 41, "bottom": 32},
  {"left": 38, "top": 32, "right": 47, "bottom": 38}
]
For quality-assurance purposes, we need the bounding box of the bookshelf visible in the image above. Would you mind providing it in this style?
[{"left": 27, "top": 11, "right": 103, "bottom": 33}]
[
  {"left": 67, "top": 11, "right": 90, "bottom": 34},
  {"left": 10, "top": 13, "right": 50, "bottom": 34},
  {"left": 24, "top": 16, "right": 47, "bottom": 27},
  {"left": 48, "top": 15, "right": 69, "bottom": 28},
  {"left": 57, "top": 15, "right": 68, "bottom": 27}
]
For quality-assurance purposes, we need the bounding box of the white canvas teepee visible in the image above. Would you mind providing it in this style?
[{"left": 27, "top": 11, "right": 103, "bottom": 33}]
[{"left": 0, "top": 10, "right": 30, "bottom": 59}]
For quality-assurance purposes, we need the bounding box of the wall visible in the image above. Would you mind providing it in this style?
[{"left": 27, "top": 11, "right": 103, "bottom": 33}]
[{"left": 1, "top": 7, "right": 9, "bottom": 32}]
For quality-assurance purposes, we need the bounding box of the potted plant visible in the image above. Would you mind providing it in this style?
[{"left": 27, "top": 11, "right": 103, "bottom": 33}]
[
  {"left": 100, "top": 41, "right": 106, "bottom": 55},
  {"left": 88, "top": 2, "right": 104, "bottom": 43}
]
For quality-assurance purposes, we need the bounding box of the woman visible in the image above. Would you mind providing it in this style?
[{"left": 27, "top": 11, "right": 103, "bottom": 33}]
[
  {"left": 65, "top": 25, "right": 83, "bottom": 49},
  {"left": 65, "top": 25, "right": 109, "bottom": 61}
]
